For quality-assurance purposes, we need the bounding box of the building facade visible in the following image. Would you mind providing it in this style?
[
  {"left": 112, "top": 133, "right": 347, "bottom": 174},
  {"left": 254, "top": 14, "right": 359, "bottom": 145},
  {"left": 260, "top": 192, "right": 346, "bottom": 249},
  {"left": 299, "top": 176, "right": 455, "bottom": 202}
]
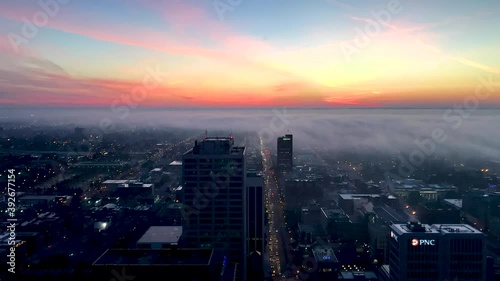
[
  {"left": 277, "top": 134, "right": 293, "bottom": 173},
  {"left": 389, "top": 223, "right": 486, "bottom": 281},
  {"left": 245, "top": 171, "right": 265, "bottom": 281},
  {"left": 181, "top": 136, "right": 247, "bottom": 277}
]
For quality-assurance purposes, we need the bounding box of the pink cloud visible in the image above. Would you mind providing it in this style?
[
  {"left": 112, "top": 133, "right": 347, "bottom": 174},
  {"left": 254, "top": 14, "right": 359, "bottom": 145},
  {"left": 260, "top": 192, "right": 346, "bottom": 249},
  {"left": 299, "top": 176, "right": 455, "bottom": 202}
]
[{"left": 0, "top": 1, "right": 278, "bottom": 72}]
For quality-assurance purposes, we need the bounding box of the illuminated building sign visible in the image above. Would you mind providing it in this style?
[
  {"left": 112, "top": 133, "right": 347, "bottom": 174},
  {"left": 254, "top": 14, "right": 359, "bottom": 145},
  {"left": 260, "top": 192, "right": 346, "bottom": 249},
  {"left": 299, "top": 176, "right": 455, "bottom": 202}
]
[
  {"left": 411, "top": 239, "right": 436, "bottom": 246},
  {"left": 282, "top": 138, "right": 291, "bottom": 141},
  {"left": 323, "top": 256, "right": 331, "bottom": 260}
]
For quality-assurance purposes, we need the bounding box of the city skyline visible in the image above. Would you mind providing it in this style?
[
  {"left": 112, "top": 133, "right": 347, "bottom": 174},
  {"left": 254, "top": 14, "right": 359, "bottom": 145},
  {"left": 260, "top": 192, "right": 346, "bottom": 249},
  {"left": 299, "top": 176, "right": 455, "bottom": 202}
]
[{"left": 1, "top": 0, "right": 500, "bottom": 108}]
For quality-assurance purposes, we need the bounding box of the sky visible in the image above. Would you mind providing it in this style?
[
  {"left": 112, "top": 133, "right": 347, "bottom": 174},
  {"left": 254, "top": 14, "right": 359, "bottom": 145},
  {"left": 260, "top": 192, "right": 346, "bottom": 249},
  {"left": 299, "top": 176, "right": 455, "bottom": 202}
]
[{"left": 0, "top": 0, "right": 499, "bottom": 108}]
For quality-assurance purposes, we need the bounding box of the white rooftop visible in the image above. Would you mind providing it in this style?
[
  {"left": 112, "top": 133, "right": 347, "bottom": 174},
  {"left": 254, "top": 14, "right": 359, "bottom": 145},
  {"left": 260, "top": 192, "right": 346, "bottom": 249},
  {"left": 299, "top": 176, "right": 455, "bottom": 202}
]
[
  {"left": 444, "top": 199, "right": 462, "bottom": 209},
  {"left": 137, "top": 226, "right": 183, "bottom": 244},
  {"left": 391, "top": 223, "right": 483, "bottom": 235},
  {"left": 431, "top": 224, "right": 482, "bottom": 234},
  {"left": 339, "top": 194, "right": 381, "bottom": 200},
  {"left": 102, "top": 180, "right": 128, "bottom": 184}
]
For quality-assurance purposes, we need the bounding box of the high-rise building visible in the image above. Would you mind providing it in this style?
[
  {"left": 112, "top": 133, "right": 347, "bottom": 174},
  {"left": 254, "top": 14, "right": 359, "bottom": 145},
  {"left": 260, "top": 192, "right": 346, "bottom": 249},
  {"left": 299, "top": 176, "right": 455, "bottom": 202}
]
[
  {"left": 277, "top": 134, "right": 293, "bottom": 172},
  {"left": 389, "top": 222, "right": 486, "bottom": 281},
  {"left": 181, "top": 136, "right": 247, "bottom": 279},
  {"left": 246, "top": 170, "right": 265, "bottom": 281}
]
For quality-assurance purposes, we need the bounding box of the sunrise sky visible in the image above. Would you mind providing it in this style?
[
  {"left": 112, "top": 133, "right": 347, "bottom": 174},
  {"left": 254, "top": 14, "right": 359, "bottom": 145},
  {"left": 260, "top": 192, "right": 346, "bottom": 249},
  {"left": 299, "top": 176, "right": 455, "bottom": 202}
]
[{"left": 0, "top": 0, "right": 499, "bottom": 107}]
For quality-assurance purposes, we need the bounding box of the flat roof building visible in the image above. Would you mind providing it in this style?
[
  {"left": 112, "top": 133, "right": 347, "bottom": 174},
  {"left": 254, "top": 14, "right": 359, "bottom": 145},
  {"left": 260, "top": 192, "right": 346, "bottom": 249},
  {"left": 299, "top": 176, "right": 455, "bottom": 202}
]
[
  {"left": 277, "top": 134, "right": 293, "bottom": 173},
  {"left": 311, "top": 245, "right": 341, "bottom": 281},
  {"left": 389, "top": 223, "right": 486, "bottom": 281},
  {"left": 182, "top": 136, "right": 247, "bottom": 280},
  {"left": 92, "top": 248, "right": 224, "bottom": 281},
  {"left": 136, "top": 226, "right": 182, "bottom": 249}
]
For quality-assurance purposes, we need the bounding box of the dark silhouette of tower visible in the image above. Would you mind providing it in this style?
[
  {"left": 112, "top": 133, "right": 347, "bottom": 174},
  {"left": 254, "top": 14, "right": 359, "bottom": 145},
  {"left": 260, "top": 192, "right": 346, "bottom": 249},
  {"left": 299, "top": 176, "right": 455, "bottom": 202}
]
[{"left": 277, "top": 134, "right": 293, "bottom": 173}]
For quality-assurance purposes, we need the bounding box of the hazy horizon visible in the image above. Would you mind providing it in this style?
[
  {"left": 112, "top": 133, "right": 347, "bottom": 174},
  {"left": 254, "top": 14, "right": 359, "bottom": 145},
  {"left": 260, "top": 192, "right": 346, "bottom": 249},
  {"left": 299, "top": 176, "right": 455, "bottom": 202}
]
[{"left": 2, "top": 107, "right": 499, "bottom": 163}]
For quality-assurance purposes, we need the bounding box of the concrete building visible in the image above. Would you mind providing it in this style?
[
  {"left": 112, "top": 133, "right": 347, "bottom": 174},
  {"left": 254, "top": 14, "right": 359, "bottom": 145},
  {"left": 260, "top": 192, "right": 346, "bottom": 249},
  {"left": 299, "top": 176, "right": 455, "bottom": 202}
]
[
  {"left": 284, "top": 179, "right": 321, "bottom": 210},
  {"left": 389, "top": 179, "right": 457, "bottom": 202},
  {"left": 181, "top": 136, "right": 247, "bottom": 279},
  {"left": 277, "top": 134, "right": 293, "bottom": 173},
  {"left": 389, "top": 222, "right": 486, "bottom": 281},
  {"left": 136, "top": 226, "right": 182, "bottom": 249},
  {"left": 416, "top": 202, "right": 461, "bottom": 225},
  {"left": 18, "top": 195, "right": 58, "bottom": 207},
  {"left": 245, "top": 170, "right": 265, "bottom": 281},
  {"left": 338, "top": 194, "right": 383, "bottom": 216},
  {"left": 311, "top": 245, "right": 341, "bottom": 281},
  {"left": 101, "top": 179, "right": 154, "bottom": 198},
  {"left": 339, "top": 270, "right": 378, "bottom": 280},
  {"left": 367, "top": 205, "right": 407, "bottom": 264},
  {"left": 92, "top": 248, "right": 233, "bottom": 281}
]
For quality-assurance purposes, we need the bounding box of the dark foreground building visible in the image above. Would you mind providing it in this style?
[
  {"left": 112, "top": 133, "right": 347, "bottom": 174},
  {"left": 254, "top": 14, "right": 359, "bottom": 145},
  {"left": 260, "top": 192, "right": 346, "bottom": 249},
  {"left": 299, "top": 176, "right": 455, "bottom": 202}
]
[
  {"left": 181, "top": 136, "right": 247, "bottom": 279},
  {"left": 389, "top": 223, "right": 486, "bottom": 281},
  {"left": 92, "top": 248, "right": 238, "bottom": 281}
]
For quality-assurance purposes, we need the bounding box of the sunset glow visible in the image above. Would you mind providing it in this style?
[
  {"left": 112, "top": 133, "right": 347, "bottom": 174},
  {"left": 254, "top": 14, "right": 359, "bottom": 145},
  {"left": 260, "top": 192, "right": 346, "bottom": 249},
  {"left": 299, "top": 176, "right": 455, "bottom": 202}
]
[{"left": 1, "top": 0, "right": 499, "bottom": 107}]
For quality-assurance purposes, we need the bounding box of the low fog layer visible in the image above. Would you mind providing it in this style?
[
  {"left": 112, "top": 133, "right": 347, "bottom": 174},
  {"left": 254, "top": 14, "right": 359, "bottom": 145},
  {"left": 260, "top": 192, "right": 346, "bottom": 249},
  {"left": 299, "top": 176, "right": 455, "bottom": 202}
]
[{"left": 1, "top": 108, "right": 499, "bottom": 161}]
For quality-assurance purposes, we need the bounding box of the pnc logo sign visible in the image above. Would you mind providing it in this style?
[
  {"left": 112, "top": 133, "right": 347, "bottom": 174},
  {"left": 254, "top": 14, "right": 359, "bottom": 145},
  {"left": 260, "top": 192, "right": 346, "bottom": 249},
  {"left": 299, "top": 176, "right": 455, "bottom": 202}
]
[{"left": 412, "top": 239, "right": 436, "bottom": 246}]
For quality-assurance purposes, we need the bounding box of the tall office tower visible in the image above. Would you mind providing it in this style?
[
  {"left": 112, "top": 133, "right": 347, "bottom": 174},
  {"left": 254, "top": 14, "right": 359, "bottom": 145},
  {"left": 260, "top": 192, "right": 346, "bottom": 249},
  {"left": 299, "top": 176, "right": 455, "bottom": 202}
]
[
  {"left": 389, "top": 222, "right": 486, "bottom": 281},
  {"left": 277, "top": 134, "right": 293, "bottom": 173},
  {"left": 246, "top": 170, "right": 265, "bottom": 281},
  {"left": 181, "top": 136, "right": 247, "bottom": 279}
]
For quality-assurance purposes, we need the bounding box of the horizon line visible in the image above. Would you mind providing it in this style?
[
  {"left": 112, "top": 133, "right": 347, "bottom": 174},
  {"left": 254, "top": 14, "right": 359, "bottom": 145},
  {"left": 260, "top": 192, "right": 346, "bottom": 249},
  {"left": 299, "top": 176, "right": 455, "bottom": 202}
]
[{"left": 1, "top": 106, "right": 500, "bottom": 110}]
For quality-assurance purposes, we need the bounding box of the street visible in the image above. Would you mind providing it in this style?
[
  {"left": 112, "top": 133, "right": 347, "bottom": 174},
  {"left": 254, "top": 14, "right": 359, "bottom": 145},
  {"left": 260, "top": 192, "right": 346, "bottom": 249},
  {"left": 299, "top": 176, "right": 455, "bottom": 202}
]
[{"left": 260, "top": 137, "right": 293, "bottom": 280}]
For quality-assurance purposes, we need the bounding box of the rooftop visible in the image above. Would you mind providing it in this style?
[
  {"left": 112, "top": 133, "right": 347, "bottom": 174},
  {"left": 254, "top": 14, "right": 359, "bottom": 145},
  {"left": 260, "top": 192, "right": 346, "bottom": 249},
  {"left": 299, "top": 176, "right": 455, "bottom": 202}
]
[
  {"left": 93, "top": 248, "right": 213, "bottom": 266},
  {"left": 339, "top": 270, "right": 378, "bottom": 280},
  {"left": 373, "top": 205, "right": 407, "bottom": 224},
  {"left": 184, "top": 137, "right": 244, "bottom": 156},
  {"left": 169, "top": 160, "right": 182, "bottom": 166},
  {"left": 19, "top": 195, "right": 57, "bottom": 201},
  {"left": 71, "top": 162, "right": 126, "bottom": 166},
  {"left": 298, "top": 223, "right": 316, "bottom": 234},
  {"left": 246, "top": 170, "right": 264, "bottom": 177},
  {"left": 339, "top": 194, "right": 381, "bottom": 200},
  {"left": 391, "top": 223, "right": 483, "bottom": 235},
  {"left": 431, "top": 224, "right": 483, "bottom": 234},
  {"left": 312, "top": 245, "right": 338, "bottom": 263},
  {"left": 321, "top": 208, "right": 349, "bottom": 220},
  {"left": 102, "top": 180, "right": 128, "bottom": 184},
  {"left": 391, "top": 222, "right": 438, "bottom": 235},
  {"left": 137, "top": 226, "right": 183, "bottom": 244},
  {"left": 444, "top": 199, "right": 462, "bottom": 209}
]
